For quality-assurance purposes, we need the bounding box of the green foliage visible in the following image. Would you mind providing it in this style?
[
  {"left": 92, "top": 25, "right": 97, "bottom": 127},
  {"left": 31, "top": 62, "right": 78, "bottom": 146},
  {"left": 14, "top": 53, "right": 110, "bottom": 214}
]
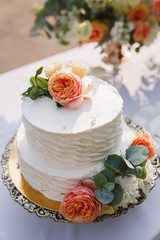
[
  {"left": 22, "top": 67, "right": 52, "bottom": 100},
  {"left": 29, "top": 86, "right": 40, "bottom": 100},
  {"left": 105, "top": 154, "right": 126, "bottom": 175},
  {"left": 30, "top": 0, "right": 73, "bottom": 38},
  {"left": 135, "top": 166, "right": 146, "bottom": 179},
  {"left": 108, "top": 183, "right": 123, "bottom": 207},
  {"left": 94, "top": 173, "right": 107, "bottom": 188},
  {"left": 94, "top": 142, "right": 149, "bottom": 207},
  {"left": 101, "top": 168, "right": 115, "bottom": 183},
  {"left": 30, "top": 76, "right": 48, "bottom": 89},
  {"left": 125, "top": 167, "right": 136, "bottom": 176},
  {"left": 126, "top": 145, "right": 149, "bottom": 166},
  {"left": 95, "top": 188, "right": 114, "bottom": 204},
  {"left": 104, "top": 183, "right": 115, "bottom": 192}
]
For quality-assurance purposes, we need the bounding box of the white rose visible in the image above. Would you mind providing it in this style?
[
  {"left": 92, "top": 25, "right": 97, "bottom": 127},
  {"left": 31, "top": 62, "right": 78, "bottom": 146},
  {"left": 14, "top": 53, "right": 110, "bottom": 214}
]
[{"left": 73, "top": 20, "right": 92, "bottom": 41}]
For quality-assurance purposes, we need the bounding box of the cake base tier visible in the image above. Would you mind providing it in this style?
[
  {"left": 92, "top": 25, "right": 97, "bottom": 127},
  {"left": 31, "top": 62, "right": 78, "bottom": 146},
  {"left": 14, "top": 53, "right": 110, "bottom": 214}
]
[{"left": 1, "top": 117, "right": 159, "bottom": 223}]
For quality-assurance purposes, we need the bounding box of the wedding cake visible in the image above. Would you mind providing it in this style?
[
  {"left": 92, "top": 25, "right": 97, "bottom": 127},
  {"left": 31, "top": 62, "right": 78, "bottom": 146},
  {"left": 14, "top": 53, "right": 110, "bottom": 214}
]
[{"left": 17, "top": 62, "right": 157, "bottom": 223}]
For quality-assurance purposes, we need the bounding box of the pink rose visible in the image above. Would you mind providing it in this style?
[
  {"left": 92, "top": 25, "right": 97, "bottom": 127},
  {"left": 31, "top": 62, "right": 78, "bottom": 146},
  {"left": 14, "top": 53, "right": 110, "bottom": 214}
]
[
  {"left": 133, "top": 21, "right": 151, "bottom": 41},
  {"left": 59, "top": 186, "right": 103, "bottom": 223},
  {"left": 152, "top": 0, "right": 160, "bottom": 21},
  {"left": 48, "top": 68, "right": 83, "bottom": 108},
  {"left": 81, "top": 178, "right": 98, "bottom": 190}
]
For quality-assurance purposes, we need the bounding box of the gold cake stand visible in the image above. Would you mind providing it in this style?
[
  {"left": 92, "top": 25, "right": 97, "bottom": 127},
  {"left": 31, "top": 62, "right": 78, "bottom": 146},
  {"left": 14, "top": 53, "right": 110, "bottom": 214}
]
[{"left": 1, "top": 117, "right": 159, "bottom": 223}]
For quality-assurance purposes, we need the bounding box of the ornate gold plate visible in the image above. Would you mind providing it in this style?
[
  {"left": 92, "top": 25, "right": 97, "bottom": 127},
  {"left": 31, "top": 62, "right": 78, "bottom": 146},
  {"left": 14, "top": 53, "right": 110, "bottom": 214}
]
[{"left": 1, "top": 117, "right": 159, "bottom": 222}]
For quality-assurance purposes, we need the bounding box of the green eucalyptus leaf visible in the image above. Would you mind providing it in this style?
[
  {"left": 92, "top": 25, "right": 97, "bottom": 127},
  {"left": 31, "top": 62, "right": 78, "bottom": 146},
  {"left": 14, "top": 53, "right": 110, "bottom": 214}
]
[
  {"left": 125, "top": 167, "right": 136, "bottom": 176},
  {"left": 135, "top": 166, "right": 146, "bottom": 179},
  {"left": 104, "top": 183, "right": 115, "bottom": 192},
  {"left": 123, "top": 156, "right": 135, "bottom": 169},
  {"left": 94, "top": 173, "right": 107, "bottom": 188},
  {"left": 95, "top": 188, "right": 114, "bottom": 204},
  {"left": 108, "top": 183, "right": 123, "bottom": 207},
  {"left": 126, "top": 145, "right": 149, "bottom": 165},
  {"left": 101, "top": 168, "right": 115, "bottom": 183},
  {"left": 29, "top": 86, "right": 39, "bottom": 100},
  {"left": 105, "top": 154, "right": 125, "bottom": 175}
]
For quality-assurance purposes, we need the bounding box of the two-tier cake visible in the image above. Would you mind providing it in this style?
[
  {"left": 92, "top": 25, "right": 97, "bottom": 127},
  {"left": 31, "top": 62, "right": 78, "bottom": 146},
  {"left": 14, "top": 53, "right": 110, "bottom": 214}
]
[{"left": 16, "top": 62, "right": 157, "bottom": 223}]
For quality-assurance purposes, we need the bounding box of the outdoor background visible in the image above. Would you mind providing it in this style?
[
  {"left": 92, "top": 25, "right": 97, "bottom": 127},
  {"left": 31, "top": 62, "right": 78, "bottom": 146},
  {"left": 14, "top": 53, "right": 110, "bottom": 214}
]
[{"left": 0, "top": 0, "right": 77, "bottom": 73}]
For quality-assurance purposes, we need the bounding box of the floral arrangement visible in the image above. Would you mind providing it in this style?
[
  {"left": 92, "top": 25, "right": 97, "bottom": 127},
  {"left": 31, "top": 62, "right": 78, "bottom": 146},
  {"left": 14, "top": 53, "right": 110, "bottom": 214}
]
[
  {"left": 59, "top": 130, "right": 157, "bottom": 223},
  {"left": 22, "top": 61, "right": 92, "bottom": 109},
  {"left": 31, "top": 0, "right": 160, "bottom": 66}
]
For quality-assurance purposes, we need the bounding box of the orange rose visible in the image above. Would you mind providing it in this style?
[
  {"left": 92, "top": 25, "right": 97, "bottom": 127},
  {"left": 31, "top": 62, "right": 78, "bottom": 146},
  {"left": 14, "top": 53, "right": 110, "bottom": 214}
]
[
  {"left": 132, "top": 131, "right": 157, "bottom": 159},
  {"left": 48, "top": 68, "right": 83, "bottom": 108},
  {"left": 133, "top": 21, "right": 150, "bottom": 41},
  {"left": 59, "top": 186, "right": 103, "bottom": 223},
  {"left": 128, "top": 3, "right": 150, "bottom": 23},
  {"left": 152, "top": 0, "right": 160, "bottom": 21},
  {"left": 83, "top": 20, "right": 108, "bottom": 43}
]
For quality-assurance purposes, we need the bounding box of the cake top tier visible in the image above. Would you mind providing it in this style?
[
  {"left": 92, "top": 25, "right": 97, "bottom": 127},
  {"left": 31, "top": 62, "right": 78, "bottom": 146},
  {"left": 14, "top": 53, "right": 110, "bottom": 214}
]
[{"left": 22, "top": 76, "right": 123, "bottom": 134}]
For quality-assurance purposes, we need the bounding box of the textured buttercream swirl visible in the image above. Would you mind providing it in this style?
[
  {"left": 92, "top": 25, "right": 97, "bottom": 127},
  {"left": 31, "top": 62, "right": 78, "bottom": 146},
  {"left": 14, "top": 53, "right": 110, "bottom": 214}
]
[
  {"left": 23, "top": 111, "right": 123, "bottom": 169},
  {"left": 17, "top": 122, "right": 132, "bottom": 201}
]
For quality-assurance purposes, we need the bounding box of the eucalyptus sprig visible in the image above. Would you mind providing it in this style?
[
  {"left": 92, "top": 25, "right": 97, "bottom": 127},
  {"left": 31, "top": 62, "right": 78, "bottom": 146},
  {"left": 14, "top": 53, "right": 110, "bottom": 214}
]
[
  {"left": 22, "top": 67, "right": 52, "bottom": 100},
  {"left": 94, "top": 144, "right": 149, "bottom": 206}
]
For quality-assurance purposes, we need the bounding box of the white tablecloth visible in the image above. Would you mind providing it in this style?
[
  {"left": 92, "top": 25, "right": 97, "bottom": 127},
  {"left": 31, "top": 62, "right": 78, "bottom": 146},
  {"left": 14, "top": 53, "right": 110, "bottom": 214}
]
[{"left": 0, "top": 38, "right": 160, "bottom": 240}]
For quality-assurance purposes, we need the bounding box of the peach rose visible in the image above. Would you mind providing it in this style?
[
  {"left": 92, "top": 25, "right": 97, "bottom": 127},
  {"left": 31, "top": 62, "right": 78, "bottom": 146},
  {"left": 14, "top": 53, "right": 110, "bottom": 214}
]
[
  {"left": 83, "top": 20, "right": 108, "bottom": 43},
  {"left": 152, "top": 0, "right": 160, "bottom": 21},
  {"left": 132, "top": 131, "right": 157, "bottom": 159},
  {"left": 128, "top": 3, "right": 150, "bottom": 23},
  {"left": 59, "top": 186, "right": 103, "bottom": 223},
  {"left": 48, "top": 68, "right": 83, "bottom": 108},
  {"left": 133, "top": 21, "right": 150, "bottom": 41}
]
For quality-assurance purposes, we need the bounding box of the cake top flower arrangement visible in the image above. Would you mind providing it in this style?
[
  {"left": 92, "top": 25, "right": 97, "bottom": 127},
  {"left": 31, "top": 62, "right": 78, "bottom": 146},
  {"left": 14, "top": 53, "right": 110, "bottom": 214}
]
[
  {"left": 31, "top": 0, "right": 160, "bottom": 66},
  {"left": 22, "top": 61, "right": 92, "bottom": 109}
]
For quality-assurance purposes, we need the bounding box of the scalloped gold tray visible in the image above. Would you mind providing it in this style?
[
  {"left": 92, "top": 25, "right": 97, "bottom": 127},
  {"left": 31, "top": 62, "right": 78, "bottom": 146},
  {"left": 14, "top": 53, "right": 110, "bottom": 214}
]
[
  {"left": 1, "top": 116, "right": 159, "bottom": 222},
  {"left": 9, "top": 139, "right": 61, "bottom": 211}
]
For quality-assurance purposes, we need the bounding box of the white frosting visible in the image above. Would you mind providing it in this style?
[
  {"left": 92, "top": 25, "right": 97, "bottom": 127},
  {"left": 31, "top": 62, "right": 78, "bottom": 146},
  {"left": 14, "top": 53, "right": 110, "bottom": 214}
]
[
  {"left": 17, "top": 122, "right": 132, "bottom": 201},
  {"left": 22, "top": 76, "right": 123, "bottom": 134},
  {"left": 17, "top": 76, "right": 129, "bottom": 201}
]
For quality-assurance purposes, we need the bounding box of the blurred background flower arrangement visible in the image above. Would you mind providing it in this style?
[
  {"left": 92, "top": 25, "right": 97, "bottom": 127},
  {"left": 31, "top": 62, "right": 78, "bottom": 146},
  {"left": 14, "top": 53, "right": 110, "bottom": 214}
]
[{"left": 31, "top": 0, "right": 160, "bottom": 66}]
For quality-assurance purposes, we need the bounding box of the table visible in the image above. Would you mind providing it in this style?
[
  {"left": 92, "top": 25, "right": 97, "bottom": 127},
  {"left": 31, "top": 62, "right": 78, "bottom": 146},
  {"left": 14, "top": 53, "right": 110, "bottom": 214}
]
[{"left": 0, "top": 37, "right": 160, "bottom": 240}]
